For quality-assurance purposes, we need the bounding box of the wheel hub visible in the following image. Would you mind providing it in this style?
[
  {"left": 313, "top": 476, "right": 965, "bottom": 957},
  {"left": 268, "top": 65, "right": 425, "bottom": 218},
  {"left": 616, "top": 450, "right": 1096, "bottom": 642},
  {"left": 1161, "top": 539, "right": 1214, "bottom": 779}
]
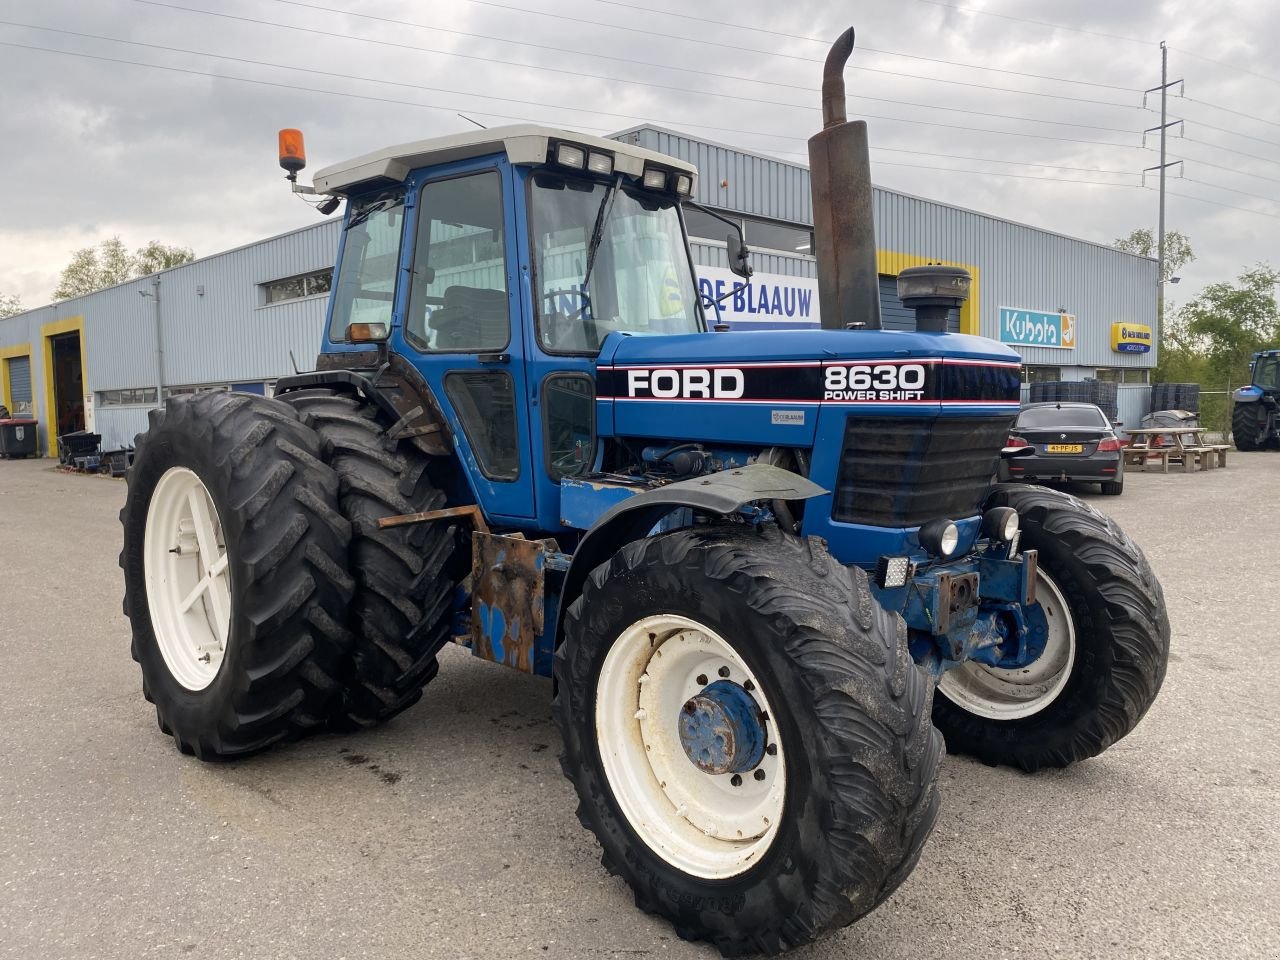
[{"left": 678, "top": 680, "right": 767, "bottom": 775}]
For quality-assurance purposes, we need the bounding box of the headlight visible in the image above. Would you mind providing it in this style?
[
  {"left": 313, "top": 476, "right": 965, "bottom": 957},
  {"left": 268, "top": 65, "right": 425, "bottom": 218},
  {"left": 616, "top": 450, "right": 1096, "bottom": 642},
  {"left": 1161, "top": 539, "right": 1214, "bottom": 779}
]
[
  {"left": 982, "top": 506, "right": 1019, "bottom": 543},
  {"left": 642, "top": 167, "right": 667, "bottom": 190},
  {"left": 918, "top": 518, "right": 960, "bottom": 558},
  {"left": 556, "top": 143, "right": 586, "bottom": 169},
  {"left": 586, "top": 151, "right": 614, "bottom": 175}
]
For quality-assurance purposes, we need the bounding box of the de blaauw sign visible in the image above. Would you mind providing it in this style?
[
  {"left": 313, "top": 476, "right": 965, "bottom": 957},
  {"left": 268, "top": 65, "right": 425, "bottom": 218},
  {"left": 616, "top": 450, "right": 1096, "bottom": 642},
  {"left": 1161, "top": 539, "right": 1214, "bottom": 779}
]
[{"left": 697, "top": 266, "right": 820, "bottom": 330}]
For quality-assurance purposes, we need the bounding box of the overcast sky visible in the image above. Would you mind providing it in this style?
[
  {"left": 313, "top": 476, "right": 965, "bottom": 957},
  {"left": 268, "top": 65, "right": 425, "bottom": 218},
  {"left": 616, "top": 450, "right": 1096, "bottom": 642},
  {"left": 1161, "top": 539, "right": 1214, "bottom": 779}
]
[{"left": 3, "top": 0, "right": 1279, "bottom": 311}]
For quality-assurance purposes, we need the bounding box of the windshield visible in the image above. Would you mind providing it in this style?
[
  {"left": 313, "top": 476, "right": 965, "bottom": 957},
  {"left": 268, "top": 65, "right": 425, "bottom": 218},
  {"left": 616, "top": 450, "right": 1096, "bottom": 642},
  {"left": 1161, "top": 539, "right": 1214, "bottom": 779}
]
[
  {"left": 529, "top": 173, "right": 702, "bottom": 353},
  {"left": 1256, "top": 356, "right": 1280, "bottom": 390},
  {"left": 328, "top": 188, "right": 405, "bottom": 342},
  {"left": 1017, "top": 405, "right": 1109, "bottom": 429}
]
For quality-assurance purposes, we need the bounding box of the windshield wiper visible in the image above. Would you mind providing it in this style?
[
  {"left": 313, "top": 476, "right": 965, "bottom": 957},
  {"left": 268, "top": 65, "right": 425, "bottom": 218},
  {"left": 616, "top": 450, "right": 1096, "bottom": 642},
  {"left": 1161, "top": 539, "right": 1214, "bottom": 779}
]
[
  {"left": 581, "top": 174, "right": 623, "bottom": 292},
  {"left": 345, "top": 194, "right": 401, "bottom": 232}
]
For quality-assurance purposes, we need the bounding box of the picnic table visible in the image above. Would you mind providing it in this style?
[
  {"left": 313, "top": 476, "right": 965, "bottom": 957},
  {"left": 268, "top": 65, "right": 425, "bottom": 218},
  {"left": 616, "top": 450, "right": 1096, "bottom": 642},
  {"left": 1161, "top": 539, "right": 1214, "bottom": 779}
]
[{"left": 1122, "top": 426, "right": 1229, "bottom": 473}]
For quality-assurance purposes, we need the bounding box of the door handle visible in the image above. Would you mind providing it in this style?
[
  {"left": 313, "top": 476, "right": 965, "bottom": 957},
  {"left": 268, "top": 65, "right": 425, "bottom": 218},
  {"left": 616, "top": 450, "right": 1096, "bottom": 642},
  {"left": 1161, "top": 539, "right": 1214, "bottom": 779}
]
[{"left": 477, "top": 353, "right": 511, "bottom": 365}]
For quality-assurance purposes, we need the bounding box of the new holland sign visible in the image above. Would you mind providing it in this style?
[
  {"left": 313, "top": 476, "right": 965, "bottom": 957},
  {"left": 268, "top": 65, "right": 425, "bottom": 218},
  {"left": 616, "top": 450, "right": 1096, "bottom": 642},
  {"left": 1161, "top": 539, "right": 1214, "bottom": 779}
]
[
  {"left": 1111, "top": 322, "right": 1153, "bottom": 353},
  {"left": 999, "top": 307, "right": 1077, "bottom": 350}
]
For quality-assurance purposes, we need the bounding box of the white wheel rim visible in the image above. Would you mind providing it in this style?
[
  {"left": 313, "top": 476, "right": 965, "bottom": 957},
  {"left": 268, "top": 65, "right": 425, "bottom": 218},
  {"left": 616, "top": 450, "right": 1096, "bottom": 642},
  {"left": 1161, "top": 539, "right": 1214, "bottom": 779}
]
[
  {"left": 595, "top": 615, "right": 786, "bottom": 880},
  {"left": 143, "top": 467, "right": 232, "bottom": 691},
  {"left": 938, "top": 570, "right": 1076, "bottom": 721}
]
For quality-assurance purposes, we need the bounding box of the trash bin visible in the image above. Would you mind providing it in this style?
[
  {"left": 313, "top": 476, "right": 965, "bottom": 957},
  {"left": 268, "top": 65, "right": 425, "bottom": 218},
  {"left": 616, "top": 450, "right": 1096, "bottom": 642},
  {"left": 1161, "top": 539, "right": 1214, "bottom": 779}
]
[{"left": 0, "top": 418, "right": 38, "bottom": 458}]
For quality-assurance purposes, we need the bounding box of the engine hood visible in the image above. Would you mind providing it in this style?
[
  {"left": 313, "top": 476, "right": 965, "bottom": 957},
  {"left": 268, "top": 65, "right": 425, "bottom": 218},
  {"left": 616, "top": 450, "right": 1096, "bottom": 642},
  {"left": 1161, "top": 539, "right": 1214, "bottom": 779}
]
[{"left": 595, "top": 329, "right": 1023, "bottom": 446}]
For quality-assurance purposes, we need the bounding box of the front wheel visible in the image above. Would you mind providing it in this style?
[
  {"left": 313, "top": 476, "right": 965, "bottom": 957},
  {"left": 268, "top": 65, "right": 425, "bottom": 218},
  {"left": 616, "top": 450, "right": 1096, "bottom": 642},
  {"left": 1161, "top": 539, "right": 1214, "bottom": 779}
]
[
  {"left": 1232, "top": 402, "right": 1265, "bottom": 451},
  {"left": 554, "top": 526, "right": 942, "bottom": 956},
  {"left": 934, "top": 484, "right": 1169, "bottom": 771}
]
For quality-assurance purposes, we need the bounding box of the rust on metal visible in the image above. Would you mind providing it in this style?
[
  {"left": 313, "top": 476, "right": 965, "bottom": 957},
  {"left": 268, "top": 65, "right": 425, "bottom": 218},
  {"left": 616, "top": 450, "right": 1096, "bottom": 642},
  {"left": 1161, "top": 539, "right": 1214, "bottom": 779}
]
[
  {"left": 821, "top": 27, "right": 855, "bottom": 128},
  {"left": 470, "top": 532, "right": 555, "bottom": 674},
  {"left": 377, "top": 503, "right": 490, "bottom": 535},
  {"left": 808, "top": 26, "right": 882, "bottom": 331}
]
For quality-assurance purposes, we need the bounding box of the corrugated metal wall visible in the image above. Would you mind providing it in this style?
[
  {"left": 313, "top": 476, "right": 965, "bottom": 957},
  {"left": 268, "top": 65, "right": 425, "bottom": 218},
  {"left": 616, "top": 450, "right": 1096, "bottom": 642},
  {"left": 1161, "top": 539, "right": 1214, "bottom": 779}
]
[{"left": 621, "top": 126, "right": 1158, "bottom": 372}]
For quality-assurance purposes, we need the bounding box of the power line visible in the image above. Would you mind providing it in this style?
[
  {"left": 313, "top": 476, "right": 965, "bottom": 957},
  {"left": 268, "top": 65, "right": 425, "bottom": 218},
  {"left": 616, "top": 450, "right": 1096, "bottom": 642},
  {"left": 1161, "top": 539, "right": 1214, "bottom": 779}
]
[
  {"left": 127, "top": 2, "right": 1140, "bottom": 136},
  {"left": 259, "top": 0, "right": 1143, "bottom": 110},
  {"left": 0, "top": 33, "right": 1135, "bottom": 163},
  {"left": 1167, "top": 152, "right": 1280, "bottom": 186},
  {"left": 1166, "top": 186, "right": 1280, "bottom": 220},
  {"left": 903, "top": 0, "right": 1151, "bottom": 45},
  {"left": 582, "top": 0, "right": 1141, "bottom": 92},
  {"left": 1170, "top": 47, "right": 1280, "bottom": 90},
  {"left": 1164, "top": 113, "right": 1280, "bottom": 150},
  {"left": 1181, "top": 96, "right": 1280, "bottom": 131},
  {"left": 1181, "top": 136, "right": 1280, "bottom": 171},
  {"left": 1182, "top": 177, "right": 1280, "bottom": 207}
]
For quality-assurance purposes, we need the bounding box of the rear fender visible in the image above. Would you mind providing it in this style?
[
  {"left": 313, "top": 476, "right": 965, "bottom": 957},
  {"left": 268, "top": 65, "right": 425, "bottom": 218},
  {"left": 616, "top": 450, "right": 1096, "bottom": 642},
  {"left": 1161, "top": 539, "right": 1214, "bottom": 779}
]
[
  {"left": 275, "top": 352, "right": 453, "bottom": 457},
  {"left": 554, "top": 464, "right": 826, "bottom": 647}
]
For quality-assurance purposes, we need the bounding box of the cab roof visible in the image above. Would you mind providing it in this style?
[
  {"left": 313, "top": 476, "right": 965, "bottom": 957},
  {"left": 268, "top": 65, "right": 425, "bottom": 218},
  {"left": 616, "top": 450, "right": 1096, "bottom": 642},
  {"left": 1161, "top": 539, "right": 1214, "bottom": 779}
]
[{"left": 313, "top": 124, "right": 698, "bottom": 196}]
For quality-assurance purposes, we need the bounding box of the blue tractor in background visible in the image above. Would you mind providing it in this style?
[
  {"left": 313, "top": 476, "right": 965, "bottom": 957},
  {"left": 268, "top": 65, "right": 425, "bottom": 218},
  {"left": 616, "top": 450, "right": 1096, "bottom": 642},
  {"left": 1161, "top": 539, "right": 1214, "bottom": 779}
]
[
  {"left": 1231, "top": 349, "right": 1280, "bottom": 450},
  {"left": 120, "top": 29, "right": 1169, "bottom": 956}
]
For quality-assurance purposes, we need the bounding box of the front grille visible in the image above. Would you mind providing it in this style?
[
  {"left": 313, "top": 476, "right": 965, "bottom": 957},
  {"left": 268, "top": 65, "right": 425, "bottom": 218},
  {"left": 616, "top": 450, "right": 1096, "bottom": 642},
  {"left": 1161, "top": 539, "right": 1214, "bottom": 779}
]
[{"left": 833, "top": 416, "right": 1015, "bottom": 527}]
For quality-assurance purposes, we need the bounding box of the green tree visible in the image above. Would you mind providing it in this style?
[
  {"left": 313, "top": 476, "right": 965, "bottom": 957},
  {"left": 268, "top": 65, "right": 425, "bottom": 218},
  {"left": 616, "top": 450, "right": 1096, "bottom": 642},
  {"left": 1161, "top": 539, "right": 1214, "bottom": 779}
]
[
  {"left": 1113, "top": 228, "right": 1195, "bottom": 283},
  {"left": 0, "top": 291, "right": 23, "bottom": 318},
  {"left": 1176, "top": 265, "right": 1280, "bottom": 431},
  {"left": 53, "top": 237, "right": 195, "bottom": 300}
]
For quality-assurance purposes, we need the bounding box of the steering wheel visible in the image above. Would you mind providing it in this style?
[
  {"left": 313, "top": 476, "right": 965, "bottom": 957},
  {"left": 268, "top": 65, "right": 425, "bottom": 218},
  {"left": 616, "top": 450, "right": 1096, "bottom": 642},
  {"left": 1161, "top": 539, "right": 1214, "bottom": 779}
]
[{"left": 542, "top": 288, "right": 597, "bottom": 347}]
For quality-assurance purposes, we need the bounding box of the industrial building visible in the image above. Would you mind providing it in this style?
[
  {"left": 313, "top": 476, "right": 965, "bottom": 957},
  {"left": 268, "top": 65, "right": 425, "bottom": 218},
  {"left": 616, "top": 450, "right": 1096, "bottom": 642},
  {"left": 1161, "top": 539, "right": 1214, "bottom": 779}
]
[{"left": 0, "top": 124, "right": 1158, "bottom": 457}]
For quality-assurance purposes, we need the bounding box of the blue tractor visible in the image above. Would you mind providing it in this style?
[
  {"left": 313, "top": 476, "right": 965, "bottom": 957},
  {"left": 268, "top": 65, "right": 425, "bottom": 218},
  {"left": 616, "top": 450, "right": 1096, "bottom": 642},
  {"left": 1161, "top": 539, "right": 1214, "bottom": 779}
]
[
  {"left": 120, "top": 30, "right": 1169, "bottom": 955},
  {"left": 1231, "top": 349, "right": 1280, "bottom": 450}
]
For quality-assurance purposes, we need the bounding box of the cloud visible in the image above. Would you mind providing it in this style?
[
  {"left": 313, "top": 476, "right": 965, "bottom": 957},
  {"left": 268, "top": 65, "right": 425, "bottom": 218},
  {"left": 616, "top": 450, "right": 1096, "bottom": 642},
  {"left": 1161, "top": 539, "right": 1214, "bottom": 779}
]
[{"left": 1, "top": 0, "right": 1278, "bottom": 306}]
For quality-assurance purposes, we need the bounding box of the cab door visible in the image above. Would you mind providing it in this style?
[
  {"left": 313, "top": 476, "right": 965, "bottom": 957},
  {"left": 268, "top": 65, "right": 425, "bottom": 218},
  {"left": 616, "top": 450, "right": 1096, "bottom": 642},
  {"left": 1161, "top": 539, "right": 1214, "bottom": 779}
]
[{"left": 390, "top": 158, "right": 538, "bottom": 524}]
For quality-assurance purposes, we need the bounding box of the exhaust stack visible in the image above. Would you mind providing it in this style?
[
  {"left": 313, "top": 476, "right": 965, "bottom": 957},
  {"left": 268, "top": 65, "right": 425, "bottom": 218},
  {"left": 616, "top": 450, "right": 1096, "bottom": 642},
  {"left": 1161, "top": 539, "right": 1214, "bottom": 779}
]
[{"left": 808, "top": 28, "right": 882, "bottom": 331}]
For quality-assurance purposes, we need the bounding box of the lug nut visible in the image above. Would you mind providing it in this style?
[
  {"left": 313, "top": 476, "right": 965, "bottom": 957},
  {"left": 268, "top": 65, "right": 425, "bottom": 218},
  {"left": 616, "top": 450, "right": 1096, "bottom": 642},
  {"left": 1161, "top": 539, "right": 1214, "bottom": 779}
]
[
  {"left": 683, "top": 700, "right": 696, "bottom": 714},
  {"left": 754, "top": 769, "right": 766, "bottom": 781},
  {"left": 766, "top": 743, "right": 777, "bottom": 756},
  {"left": 696, "top": 674, "right": 708, "bottom": 686},
  {"left": 718, "top": 666, "right": 731, "bottom": 678},
  {"left": 730, "top": 774, "right": 742, "bottom": 787},
  {"left": 743, "top": 679, "right": 755, "bottom": 692}
]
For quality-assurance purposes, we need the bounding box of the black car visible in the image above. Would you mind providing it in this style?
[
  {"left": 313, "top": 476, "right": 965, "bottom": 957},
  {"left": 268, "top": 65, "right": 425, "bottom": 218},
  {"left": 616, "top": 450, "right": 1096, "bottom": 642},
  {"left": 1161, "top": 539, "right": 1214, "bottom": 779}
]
[{"left": 1001, "top": 402, "right": 1124, "bottom": 495}]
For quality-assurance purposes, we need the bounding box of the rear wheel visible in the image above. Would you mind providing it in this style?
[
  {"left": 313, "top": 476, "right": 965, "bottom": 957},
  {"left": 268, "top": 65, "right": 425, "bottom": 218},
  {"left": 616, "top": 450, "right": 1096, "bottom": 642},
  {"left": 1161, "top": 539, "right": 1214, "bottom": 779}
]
[
  {"left": 554, "top": 526, "right": 942, "bottom": 955},
  {"left": 120, "top": 393, "right": 354, "bottom": 759},
  {"left": 1232, "top": 402, "right": 1265, "bottom": 451},
  {"left": 934, "top": 484, "right": 1169, "bottom": 771},
  {"left": 280, "top": 389, "right": 461, "bottom": 728}
]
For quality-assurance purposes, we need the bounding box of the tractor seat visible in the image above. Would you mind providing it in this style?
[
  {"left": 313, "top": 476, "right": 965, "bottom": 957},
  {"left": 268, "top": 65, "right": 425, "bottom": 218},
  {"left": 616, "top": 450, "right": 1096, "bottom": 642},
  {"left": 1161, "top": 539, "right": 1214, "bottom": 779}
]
[{"left": 427, "top": 286, "right": 508, "bottom": 349}]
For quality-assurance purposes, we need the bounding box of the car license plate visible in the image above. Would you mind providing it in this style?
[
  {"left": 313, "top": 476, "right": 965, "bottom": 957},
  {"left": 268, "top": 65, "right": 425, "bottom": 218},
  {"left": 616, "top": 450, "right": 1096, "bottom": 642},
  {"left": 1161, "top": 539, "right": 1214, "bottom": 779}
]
[{"left": 1045, "top": 443, "right": 1083, "bottom": 454}]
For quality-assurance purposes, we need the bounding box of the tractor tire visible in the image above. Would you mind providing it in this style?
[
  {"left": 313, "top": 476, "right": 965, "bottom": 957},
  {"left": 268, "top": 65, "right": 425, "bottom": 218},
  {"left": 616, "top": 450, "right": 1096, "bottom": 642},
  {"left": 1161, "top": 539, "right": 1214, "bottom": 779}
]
[
  {"left": 934, "top": 484, "right": 1169, "bottom": 772},
  {"left": 1232, "top": 402, "right": 1265, "bottom": 451},
  {"left": 280, "top": 389, "right": 460, "bottom": 728},
  {"left": 554, "top": 525, "right": 942, "bottom": 956},
  {"left": 120, "top": 392, "right": 354, "bottom": 759}
]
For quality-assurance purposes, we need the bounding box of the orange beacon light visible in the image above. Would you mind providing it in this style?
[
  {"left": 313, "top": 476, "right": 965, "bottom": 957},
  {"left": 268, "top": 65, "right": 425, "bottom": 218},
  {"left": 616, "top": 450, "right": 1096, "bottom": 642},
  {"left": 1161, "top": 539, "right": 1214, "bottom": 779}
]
[{"left": 278, "top": 128, "right": 306, "bottom": 179}]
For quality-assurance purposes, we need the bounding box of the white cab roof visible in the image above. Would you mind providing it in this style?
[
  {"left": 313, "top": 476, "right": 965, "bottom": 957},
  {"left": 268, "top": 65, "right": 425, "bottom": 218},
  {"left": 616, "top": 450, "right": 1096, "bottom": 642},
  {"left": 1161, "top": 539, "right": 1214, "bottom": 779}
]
[{"left": 312, "top": 124, "right": 698, "bottom": 196}]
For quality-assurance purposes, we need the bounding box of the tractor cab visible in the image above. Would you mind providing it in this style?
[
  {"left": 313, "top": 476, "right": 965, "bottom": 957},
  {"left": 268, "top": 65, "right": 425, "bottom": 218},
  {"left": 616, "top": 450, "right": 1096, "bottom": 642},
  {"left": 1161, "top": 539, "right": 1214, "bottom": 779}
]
[{"left": 307, "top": 126, "right": 713, "bottom": 528}]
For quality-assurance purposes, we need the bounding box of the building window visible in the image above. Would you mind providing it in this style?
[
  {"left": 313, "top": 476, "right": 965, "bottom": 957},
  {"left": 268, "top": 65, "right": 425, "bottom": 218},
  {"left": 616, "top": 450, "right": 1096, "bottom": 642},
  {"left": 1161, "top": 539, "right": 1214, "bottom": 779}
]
[
  {"left": 262, "top": 269, "right": 333, "bottom": 304},
  {"left": 97, "top": 387, "right": 159, "bottom": 406},
  {"left": 1096, "top": 368, "right": 1149, "bottom": 384},
  {"left": 162, "top": 383, "right": 231, "bottom": 399},
  {"left": 682, "top": 208, "right": 814, "bottom": 257},
  {"left": 743, "top": 216, "right": 813, "bottom": 255},
  {"left": 1023, "top": 366, "right": 1061, "bottom": 383},
  {"left": 684, "top": 206, "right": 742, "bottom": 243}
]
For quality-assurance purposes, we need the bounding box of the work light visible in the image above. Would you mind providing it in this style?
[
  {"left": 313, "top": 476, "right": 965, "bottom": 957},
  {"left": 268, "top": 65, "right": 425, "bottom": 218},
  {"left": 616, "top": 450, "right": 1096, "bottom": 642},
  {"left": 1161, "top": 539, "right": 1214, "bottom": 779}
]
[
  {"left": 643, "top": 167, "right": 667, "bottom": 190},
  {"left": 587, "top": 152, "right": 614, "bottom": 175},
  {"left": 556, "top": 143, "right": 586, "bottom": 169}
]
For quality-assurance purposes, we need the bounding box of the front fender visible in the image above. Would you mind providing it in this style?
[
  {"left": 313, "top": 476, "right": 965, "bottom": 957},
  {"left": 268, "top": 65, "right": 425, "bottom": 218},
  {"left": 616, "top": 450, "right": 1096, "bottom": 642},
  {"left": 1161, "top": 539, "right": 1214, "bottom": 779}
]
[
  {"left": 1234, "top": 385, "right": 1264, "bottom": 403},
  {"left": 554, "top": 464, "right": 826, "bottom": 646}
]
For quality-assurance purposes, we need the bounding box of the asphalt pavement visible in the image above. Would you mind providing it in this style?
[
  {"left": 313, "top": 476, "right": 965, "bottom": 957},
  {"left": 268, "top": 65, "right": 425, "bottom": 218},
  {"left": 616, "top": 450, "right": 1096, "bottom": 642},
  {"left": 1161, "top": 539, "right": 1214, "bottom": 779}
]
[{"left": 1, "top": 455, "right": 1276, "bottom": 960}]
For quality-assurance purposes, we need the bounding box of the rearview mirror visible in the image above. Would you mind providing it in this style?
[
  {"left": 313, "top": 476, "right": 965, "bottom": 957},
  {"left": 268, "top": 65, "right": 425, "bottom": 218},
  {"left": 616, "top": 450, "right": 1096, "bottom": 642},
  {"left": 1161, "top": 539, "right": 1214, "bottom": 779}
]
[{"left": 727, "top": 230, "right": 753, "bottom": 279}]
